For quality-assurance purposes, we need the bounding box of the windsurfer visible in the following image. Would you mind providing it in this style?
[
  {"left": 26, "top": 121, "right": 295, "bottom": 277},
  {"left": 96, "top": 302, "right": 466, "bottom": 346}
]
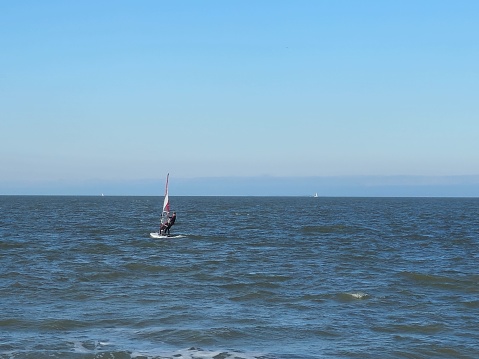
[{"left": 160, "top": 212, "right": 177, "bottom": 235}]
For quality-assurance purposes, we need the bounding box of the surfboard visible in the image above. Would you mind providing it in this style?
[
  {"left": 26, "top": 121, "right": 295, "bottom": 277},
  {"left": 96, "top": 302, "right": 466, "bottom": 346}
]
[
  {"left": 149, "top": 232, "right": 183, "bottom": 239},
  {"left": 150, "top": 232, "right": 166, "bottom": 239}
]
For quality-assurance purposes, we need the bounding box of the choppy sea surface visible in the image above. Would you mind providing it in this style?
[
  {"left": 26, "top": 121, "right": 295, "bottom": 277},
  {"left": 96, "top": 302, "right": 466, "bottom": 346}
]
[{"left": 1, "top": 196, "right": 478, "bottom": 359}]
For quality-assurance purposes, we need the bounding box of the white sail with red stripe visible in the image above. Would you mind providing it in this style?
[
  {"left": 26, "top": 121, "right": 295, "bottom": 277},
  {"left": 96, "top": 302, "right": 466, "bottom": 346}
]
[
  {"left": 160, "top": 173, "right": 170, "bottom": 228},
  {"left": 162, "top": 173, "right": 170, "bottom": 214}
]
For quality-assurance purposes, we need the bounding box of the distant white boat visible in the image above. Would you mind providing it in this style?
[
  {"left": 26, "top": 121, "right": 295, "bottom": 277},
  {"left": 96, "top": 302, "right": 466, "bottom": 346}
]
[{"left": 313, "top": 192, "right": 318, "bottom": 198}]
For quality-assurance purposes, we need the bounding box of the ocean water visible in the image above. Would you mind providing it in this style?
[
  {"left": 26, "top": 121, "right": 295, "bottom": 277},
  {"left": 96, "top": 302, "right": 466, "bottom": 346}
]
[{"left": 1, "top": 196, "right": 478, "bottom": 359}]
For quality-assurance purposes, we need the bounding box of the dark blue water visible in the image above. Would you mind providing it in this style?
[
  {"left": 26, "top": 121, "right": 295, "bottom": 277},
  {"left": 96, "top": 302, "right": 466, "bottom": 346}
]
[{"left": 1, "top": 196, "right": 478, "bottom": 358}]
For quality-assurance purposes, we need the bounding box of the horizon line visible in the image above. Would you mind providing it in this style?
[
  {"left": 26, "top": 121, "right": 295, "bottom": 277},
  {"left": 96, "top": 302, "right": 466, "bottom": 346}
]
[{"left": 1, "top": 174, "right": 478, "bottom": 197}]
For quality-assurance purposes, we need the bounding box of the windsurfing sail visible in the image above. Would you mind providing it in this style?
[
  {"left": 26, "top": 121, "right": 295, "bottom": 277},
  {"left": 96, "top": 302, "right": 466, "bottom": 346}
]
[{"left": 160, "top": 173, "right": 170, "bottom": 228}]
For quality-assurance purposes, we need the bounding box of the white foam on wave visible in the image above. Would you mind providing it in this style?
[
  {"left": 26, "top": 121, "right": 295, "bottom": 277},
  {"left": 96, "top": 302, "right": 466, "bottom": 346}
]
[
  {"left": 71, "top": 341, "right": 91, "bottom": 353},
  {"left": 70, "top": 333, "right": 272, "bottom": 359},
  {"left": 71, "top": 339, "right": 114, "bottom": 353},
  {"left": 131, "top": 347, "right": 271, "bottom": 359},
  {"left": 348, "top": 292, "right": 369, "bottom": 299}
]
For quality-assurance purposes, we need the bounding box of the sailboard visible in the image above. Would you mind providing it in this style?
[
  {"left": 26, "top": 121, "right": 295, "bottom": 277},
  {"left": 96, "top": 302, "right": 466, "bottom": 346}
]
[{"left": 150, "top": 173, "right": 179, "bottom": 238}]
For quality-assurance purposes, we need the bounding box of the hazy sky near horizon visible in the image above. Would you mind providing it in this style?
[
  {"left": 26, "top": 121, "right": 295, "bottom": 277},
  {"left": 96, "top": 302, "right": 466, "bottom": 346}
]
[{"left": 1, "top": 1, "right": 478, "bottom": 187}]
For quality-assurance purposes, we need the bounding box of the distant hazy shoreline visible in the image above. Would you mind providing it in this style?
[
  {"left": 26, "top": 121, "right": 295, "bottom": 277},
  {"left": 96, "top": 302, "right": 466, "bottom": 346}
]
[{"left": 2, "top": 175, "right": 478, "bottom": 197}]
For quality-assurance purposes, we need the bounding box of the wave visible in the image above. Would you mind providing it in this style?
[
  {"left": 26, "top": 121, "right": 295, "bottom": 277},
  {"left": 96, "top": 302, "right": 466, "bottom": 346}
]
[
  {"left": 336, "top": 292, "right": 370, "bottom": 301},
  {"left": 72, "top": 344, "right": 274, "bottom": 359},
  {"left": 401, "top": 271, "right": 478, "bottom": 292},
  {"left": 373, "top": 322, "right": 446, "bottom": 335},
  {"left": 301, "top": 225, "right": 361, "bottom": 235},
  {"left": 298, "top": 291, "right": 370, "bottom": 303}
]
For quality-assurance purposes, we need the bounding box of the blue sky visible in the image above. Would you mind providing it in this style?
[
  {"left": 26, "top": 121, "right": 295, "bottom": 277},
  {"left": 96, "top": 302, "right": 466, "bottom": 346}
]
[{"left": 1, "top": 1, "right": 478, "bottom": 195}]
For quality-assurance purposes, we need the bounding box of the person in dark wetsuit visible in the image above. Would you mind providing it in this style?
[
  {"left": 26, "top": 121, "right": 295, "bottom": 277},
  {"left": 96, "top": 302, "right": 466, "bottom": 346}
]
[{"left": 160, "top": 212, "right": 176, "bottom": 235}]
